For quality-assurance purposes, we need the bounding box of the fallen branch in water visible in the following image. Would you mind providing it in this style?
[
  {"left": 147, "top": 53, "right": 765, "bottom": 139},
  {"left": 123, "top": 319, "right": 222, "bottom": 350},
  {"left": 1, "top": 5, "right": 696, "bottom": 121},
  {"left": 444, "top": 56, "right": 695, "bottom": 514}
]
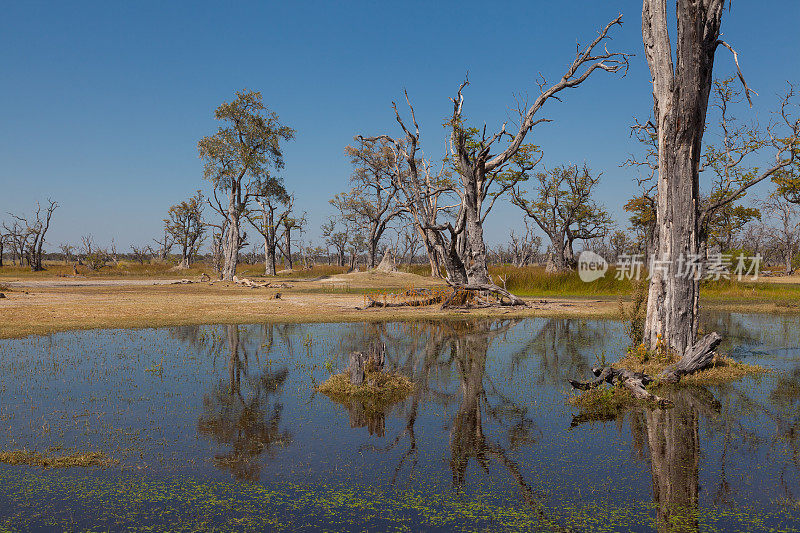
[{"left": 568, "top": 332, "right": 723, "bottom": 408}]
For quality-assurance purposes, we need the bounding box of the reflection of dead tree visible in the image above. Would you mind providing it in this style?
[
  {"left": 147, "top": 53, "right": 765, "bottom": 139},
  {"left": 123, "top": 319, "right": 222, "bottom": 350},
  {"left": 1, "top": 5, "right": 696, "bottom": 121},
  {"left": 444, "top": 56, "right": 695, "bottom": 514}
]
[
  {"left": 197, "top": 325, "right": 292, "bottom": 481},
  {"left": 512, "top": 318, "right": 607, "bottom": 385},
  {"left": 446, "top": 319, "right": 565, "bottom": 524},
  {"left": 642, "top": 387, "right": 720, "bottom": 533}
]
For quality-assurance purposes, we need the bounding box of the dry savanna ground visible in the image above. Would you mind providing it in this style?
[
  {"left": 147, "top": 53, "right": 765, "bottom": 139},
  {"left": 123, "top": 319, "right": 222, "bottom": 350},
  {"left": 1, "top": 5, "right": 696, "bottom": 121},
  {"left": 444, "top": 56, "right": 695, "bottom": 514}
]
[{"left": 1, "top": 261, "right": 799, "bottom": 338}]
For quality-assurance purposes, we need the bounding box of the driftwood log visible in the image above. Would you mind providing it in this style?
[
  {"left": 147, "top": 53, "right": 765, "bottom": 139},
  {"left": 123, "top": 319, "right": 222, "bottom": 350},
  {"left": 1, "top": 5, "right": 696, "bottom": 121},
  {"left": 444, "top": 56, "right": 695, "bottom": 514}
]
[
  {"left": 347, "top": 342, "right": 386, "bottom": 385},
  {"left": 569, "top": 332, "right": 723, "bottom": 408}
]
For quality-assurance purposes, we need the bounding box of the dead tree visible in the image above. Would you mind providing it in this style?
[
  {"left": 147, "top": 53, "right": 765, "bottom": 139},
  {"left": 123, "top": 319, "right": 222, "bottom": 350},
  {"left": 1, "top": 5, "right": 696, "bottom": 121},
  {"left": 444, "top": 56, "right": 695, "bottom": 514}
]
[
  {"left": 149, "top": 230, "right": 174, "bottom": 263},
  {"left": 130, "top": 245, "right": 149, "bottom": 265},
  {"left": 367, "top": 15, "right": 629, "bottom": 304},
  {"left": 80, "top": 234, "right": 107, "bottom": 271},
  {"left": 506, "top": 221, "right": 542, "bottom": 267},
  {"left": 762, "top": 194, "right": 800, "bottom": 275},
  {"left": 8, "top": 199, "right": 58, "bottom": 271},
  {"left": 641, "top": 0, "right": 800, "bottom": 356},
  {"left": 4, "top": 221, "right": 26, "bottom": 267},
  {"left": 446, "top": 15, "right": 629, "bottom": 286}
]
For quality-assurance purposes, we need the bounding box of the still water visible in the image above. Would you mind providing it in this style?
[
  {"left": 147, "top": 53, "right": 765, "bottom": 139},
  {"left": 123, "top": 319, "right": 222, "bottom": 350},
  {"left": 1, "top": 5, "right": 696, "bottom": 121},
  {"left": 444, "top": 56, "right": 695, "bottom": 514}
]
[{"left": 1, "top": 313, "right": 799, "bottom": 531}]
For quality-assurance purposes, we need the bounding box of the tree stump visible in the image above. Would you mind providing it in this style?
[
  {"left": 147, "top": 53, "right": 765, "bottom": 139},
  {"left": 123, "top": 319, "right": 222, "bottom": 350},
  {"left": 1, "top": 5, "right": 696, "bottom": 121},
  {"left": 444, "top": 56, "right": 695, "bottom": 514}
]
[
  {"left": 348, "top": 351, "right": 367, "bottom": 385},
  {"left": 347, "top": 342, "right": 386, "bottom": 385}
]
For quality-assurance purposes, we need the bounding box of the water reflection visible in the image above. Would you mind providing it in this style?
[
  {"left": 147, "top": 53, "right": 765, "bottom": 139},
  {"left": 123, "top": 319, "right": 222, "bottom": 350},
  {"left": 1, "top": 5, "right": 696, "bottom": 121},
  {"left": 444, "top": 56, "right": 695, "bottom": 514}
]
[
  {"left": 628, "top": 387, "right": 719, "bottom": 532},
  {"left": 196, "top": 325, "right": 292, "bottom": 481},
  {"left": 3, "top": 313, "right": 797, "bottom": 529}
]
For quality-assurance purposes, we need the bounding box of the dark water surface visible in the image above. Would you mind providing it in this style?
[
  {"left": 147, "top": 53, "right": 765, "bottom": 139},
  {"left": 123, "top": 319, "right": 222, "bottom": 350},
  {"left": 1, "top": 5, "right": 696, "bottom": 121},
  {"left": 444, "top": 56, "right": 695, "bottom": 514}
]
[{"left": 1, "top": 313, "right": 800, "bottom": 531}]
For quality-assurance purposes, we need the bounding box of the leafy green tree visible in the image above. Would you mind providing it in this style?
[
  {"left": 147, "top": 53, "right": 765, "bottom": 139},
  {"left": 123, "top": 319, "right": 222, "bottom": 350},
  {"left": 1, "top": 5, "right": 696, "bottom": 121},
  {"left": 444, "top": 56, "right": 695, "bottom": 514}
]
[
  {"left": 164, "top": 190, "right": 206, "bottom": 268},
  {"left": 198, "top": 90, "right": 295, "bottom": 281},
  {"left": 332, "top": 137, "right": 405, "bottom": 268},
  {"left": 511, "top": 165, "right": 613, "bottom": 271},
  {"left": 245, "top": 176, "right": 290, "bottom": 275}
]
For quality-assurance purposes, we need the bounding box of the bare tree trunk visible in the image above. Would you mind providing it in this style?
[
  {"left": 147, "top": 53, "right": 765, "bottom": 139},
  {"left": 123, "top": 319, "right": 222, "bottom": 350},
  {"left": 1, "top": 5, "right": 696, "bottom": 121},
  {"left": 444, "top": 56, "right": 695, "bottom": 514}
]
[
  {"left": 368, "top": 236, "right": 378, "bottom": 269},
  {"left": 284, "top": 227, "right": 293, "bottom": 270},
  {"left": 464, "top": 189, "right": 491, "bottom": 285},
  {"left": 642, "top": 0, "right": 723, "bottom": 357},
  {"left": 264, "top": 209, "right": 277, "bottom": 276},
  {"left": 221, "top": 193, "right": 240, "bottom": 281}
]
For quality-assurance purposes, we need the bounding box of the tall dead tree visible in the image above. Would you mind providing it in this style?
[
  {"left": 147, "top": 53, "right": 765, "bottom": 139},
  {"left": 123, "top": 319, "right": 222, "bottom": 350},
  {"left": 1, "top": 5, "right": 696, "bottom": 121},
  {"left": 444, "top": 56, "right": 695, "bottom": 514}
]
[
  {"left": 641, "top": 0, "right": 799, "bottom": 356},
  {"left": 8, "top": 199, "right": 58, "bottom": 271},
  {"left": 198, "top": 90, "right": 295, "bottom": 281},
  {"left": 372, "top": 15, "right": 629, "bottom": 298},
  {"left": 446, "top": 15, "right": 629, "bottom": 286}
]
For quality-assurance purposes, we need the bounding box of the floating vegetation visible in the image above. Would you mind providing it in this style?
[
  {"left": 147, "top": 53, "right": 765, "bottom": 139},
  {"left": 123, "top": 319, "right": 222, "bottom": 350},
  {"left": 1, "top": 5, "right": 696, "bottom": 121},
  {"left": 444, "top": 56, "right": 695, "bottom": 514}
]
[{"left": 0, "top": 449, "right": 114, "bottom": 469}]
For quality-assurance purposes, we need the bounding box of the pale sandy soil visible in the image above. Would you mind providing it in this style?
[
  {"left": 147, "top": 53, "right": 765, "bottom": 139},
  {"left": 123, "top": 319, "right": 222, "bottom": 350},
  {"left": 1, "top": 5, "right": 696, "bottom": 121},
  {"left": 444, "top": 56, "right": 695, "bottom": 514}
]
[
  {"left": 756, "top": 273, "right": 800, "bottom": 284},
  {"left": 0, "top": 271, "right": 616, "bottom": 338}
]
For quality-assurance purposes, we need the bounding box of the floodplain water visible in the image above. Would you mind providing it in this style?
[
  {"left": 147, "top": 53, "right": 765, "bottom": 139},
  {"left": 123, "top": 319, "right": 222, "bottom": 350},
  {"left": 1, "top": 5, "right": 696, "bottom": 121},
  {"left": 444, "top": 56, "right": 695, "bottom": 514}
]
[{"left": 1, "top": 312, "right": 799, "bottom": 531}]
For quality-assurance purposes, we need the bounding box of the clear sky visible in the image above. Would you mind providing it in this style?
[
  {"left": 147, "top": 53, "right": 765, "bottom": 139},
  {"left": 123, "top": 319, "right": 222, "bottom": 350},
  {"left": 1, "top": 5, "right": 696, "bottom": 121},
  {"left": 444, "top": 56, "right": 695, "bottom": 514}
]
[{"left": 1, "top": 1, "right": 798, "bottom": 251}]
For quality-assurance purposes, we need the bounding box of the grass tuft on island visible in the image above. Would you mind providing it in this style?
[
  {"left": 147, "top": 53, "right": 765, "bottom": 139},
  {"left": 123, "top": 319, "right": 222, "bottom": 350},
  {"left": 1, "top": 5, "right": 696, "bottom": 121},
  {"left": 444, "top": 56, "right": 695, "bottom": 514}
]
[
  {"left": 568, "top": 385, "right": 637, "bottom": 420},
  {"left": 0, "top": 449, "right": 114, "bottom": 469},
  {"left": 616, "top": 350, "right": 768, "bottom": 386},
  {"left": 317, "top": 371, "right": 414, "bottom": 411}
]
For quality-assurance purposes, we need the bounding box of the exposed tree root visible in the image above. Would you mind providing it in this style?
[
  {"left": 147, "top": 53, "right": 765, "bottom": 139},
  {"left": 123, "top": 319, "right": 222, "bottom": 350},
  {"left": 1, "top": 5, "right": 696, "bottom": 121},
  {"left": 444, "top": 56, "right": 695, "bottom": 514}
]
[{"left": 569, "top": 332, "right": 723, "bottom": 409}]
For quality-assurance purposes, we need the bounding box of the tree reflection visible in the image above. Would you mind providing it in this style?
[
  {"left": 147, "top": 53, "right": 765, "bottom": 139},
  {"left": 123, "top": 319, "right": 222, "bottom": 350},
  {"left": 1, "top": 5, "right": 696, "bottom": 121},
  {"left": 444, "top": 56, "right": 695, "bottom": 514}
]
[
  {"left": 446, "top": 321, "right": 543, "bottom": 507},
  {"left": 636, "top": 387, "right": 720, "bottom": 533},
  {"left": 339, "top": 320, "right": 544, "bottom": 508},
  {"left": 197, "top": 325, "right": 292, "bottom": 481}
]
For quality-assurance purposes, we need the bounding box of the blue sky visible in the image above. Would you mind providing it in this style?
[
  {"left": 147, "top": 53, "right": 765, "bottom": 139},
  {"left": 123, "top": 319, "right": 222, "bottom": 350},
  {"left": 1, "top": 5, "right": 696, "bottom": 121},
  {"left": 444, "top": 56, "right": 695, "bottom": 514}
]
[{"left": 1, "top": 1, "right": 798, "bottom": 251}]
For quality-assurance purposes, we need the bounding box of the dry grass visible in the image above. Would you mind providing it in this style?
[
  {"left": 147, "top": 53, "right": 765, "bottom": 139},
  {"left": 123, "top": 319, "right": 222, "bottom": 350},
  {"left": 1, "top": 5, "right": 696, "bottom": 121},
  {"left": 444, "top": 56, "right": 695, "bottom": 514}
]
[
  {"left": 0, "top": 449, "right": 114, "bottom": 468},
  {"left": 680, "top": 355, "right": 768, "bottom": 385},
  {"left": 0, "top": 284, "right": 619, "bottom": 339},
  {"left": 2, "top": 262, "right": 799, "bottom": 339},
  {"left": 615, "top": 350, "right": 767, "bottom": 385}
]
